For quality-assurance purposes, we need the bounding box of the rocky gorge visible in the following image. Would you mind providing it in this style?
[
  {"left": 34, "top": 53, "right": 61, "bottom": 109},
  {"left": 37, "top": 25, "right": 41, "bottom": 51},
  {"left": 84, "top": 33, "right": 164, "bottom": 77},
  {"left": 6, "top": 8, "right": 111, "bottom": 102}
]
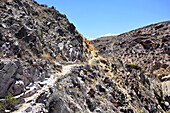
[{"left": 0, "top": 0, "right": 169, "bottom": 112}]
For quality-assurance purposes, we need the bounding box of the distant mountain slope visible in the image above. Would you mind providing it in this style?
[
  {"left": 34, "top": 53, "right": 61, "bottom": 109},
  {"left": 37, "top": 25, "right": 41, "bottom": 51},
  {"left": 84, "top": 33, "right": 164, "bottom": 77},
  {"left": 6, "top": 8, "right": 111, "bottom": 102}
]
[
  {"left": 91, "top": 21, "right": 170, "bottom": 111},
  {"left": 91, "top": 21, "right": 170, "bottom": 74}
]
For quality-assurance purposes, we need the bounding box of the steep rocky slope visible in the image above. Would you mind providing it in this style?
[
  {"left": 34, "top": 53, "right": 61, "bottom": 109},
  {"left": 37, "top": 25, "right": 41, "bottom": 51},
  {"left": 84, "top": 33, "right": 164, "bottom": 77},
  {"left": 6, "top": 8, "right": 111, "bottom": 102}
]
[
  {"left": 0, "top": 0, "right": 95, "bottom": 112},
  {"left": 91, "top": 21, "right": 170, "bottom": 112},
  {"left": 0, "top": 0, "right": 95, "bottom": 97},
  {"left": 0, "top": 0, "right": 169, "bottom": 112}
]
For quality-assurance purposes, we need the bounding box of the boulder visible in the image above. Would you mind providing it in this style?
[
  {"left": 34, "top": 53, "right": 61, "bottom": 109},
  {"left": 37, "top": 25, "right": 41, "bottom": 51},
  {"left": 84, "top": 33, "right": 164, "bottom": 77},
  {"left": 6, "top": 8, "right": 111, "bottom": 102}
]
[
  {"left": 162, "top": 80, "right": 170, "bottom": 99},
  {"left": 15, "top": 26, "right": 28, "bottom": 39},
  {"left": 9, "top": 80, "right": 25, "bottom": 96},
  {"left": 47, "top": 94, "right": 69, "bottom": 113},
  {"left": 0, "top": 61, "right": 18, "bottom": 97}
]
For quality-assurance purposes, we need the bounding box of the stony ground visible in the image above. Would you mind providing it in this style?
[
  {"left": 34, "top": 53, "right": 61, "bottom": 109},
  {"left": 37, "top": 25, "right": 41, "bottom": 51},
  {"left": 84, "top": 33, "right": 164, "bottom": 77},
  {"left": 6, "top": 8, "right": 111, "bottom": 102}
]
[
  {"left": 91, "top": 21, "right": 170, "bottom": 112},
  {"left": 0, "top": 0, "right": 169, "bottom": 113}
]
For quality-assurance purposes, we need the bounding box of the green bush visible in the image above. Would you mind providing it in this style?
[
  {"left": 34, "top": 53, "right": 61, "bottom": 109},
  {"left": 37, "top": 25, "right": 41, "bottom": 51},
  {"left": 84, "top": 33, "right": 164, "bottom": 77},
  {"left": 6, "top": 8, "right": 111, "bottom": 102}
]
[
  {"left": 0, "top": 93, "right": 20, "bottom": 112},
  {"left": 130, "top": 64, "right": 141, "bottom": 70}
]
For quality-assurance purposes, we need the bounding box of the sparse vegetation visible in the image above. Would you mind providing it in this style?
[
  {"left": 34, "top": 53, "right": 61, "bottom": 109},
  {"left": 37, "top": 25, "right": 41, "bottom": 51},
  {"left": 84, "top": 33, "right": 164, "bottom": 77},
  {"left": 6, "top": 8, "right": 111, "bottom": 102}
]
[
  {"left": 42, "top": 53, "right": 51, "bottom": 58},
  {"left": 0, "top": 50, "right": 4, "bottom": 57},
  {"left": 130, "top": 64, "right": 141, "bottom": 70},
  {"left": 51, "top": 6, "right": 55, "bottom": 9},
  {"left": 78, "top": 33, "right": 95, "bottom": 52},
  {"left": 99, "top": 57, "right": 107, "bottom": 64},
  {"left": 0, "top": 93, "right": 20, "bottom": 112}
]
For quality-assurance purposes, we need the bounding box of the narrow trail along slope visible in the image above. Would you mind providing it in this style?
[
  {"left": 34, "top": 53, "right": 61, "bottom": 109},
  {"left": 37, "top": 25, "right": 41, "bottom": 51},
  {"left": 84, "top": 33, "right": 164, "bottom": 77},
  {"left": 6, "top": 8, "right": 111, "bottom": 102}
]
[
  {"left": 13, "top": 64, "right": 80, "bottom": 113},
  {"left": 0, "top": 0, "right": 169, "bottom": 112}
]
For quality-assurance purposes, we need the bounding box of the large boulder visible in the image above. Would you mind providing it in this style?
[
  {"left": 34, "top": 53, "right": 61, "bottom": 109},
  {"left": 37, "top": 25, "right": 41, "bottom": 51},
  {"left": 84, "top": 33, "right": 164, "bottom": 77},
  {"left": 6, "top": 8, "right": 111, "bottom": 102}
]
[
  {"left": 0, "top": 60, "right": 18, "bottom": 98},
  {"left": 47, "top": 94, "right": 69, "bottom": 113}
]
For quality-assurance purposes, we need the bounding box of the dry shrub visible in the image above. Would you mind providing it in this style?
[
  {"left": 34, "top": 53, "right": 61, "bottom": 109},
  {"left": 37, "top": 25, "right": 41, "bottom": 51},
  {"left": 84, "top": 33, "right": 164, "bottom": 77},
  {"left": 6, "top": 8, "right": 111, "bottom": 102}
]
[{"left": 99, "top": 57, "right": 107, "bottom": 64}]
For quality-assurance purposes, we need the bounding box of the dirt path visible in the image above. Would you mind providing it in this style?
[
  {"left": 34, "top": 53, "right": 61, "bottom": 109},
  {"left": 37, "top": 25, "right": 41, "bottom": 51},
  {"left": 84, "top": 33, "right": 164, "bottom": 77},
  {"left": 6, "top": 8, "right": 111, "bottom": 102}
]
[{"left": 13, "top": 64, "right": 80, "bottom": 113}]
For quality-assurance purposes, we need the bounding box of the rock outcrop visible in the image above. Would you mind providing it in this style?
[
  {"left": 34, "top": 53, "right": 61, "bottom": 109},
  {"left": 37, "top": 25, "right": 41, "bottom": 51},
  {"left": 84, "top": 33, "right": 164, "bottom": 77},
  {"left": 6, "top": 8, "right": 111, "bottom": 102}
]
[{"left": 0, "top": 0, "right": 169, "bottom": 112}]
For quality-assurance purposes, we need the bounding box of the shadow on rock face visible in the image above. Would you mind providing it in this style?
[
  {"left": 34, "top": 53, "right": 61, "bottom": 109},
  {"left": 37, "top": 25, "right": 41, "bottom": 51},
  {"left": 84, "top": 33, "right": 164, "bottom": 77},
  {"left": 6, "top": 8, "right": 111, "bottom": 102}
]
[{"left": 47, "top": 93, "right": 70, "bottom": 113}]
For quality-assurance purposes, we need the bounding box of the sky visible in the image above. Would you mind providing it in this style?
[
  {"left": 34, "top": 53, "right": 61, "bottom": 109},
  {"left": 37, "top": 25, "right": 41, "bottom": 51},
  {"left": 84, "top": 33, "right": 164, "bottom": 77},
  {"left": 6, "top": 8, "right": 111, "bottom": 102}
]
[{"left": 35, "top": 0, "right": 170, "bottom": 40}]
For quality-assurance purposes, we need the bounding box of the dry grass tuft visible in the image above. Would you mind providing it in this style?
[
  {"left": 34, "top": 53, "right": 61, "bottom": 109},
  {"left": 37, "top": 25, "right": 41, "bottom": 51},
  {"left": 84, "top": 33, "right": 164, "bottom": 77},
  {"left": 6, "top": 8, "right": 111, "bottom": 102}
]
[
  {"left": 99, "top": 57, "right": 107, "bottom": 64},
  {"left": 42, "top": 53, "right": 51, "bottom": 58},
  {"left": 78, "top": 33, "right": 95, "bottom": 52}
]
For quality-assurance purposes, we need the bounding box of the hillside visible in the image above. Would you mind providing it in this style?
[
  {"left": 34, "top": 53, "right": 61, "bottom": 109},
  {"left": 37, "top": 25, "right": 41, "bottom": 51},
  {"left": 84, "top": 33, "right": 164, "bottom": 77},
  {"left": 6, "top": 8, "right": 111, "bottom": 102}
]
[
  {"left": 91, "top": 21, "right": 170, "bottom": 112},
  {"left": 0, "top": 0, "right": 169, "bottom": 112}
]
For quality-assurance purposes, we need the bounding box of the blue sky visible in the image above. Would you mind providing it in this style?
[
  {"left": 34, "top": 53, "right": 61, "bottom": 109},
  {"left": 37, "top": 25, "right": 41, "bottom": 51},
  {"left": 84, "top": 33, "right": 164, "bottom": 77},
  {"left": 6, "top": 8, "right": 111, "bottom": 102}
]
[{"left": 36, "top": 0, "right": 170, "bottom": 40}]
